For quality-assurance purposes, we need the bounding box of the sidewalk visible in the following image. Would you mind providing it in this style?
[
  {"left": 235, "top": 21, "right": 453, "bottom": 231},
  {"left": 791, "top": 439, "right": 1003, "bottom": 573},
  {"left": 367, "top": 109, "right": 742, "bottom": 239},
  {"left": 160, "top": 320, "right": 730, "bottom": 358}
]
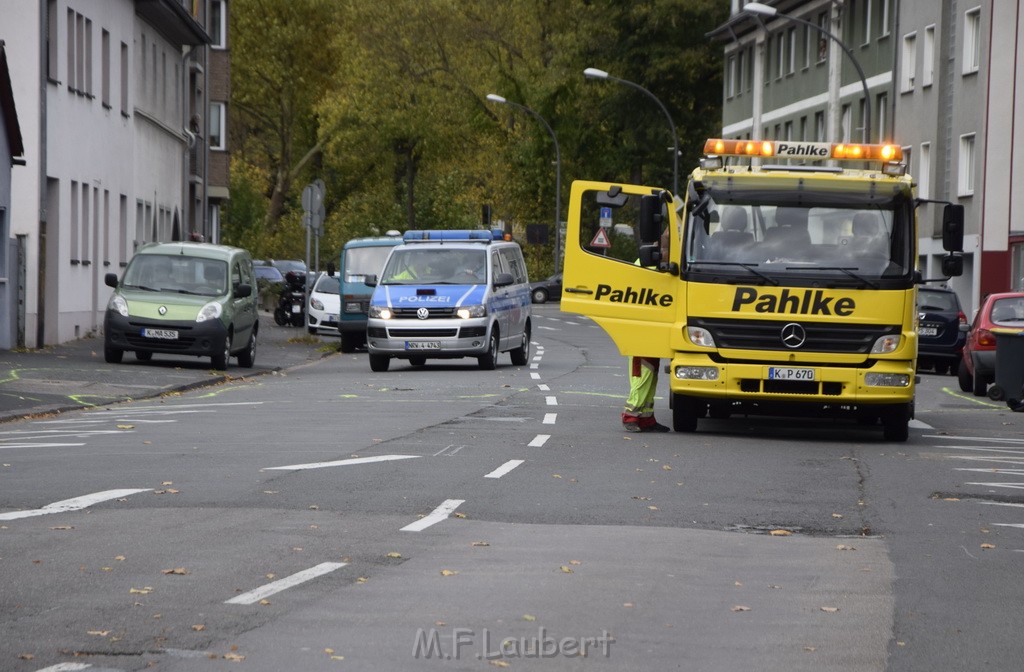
[{"left": 0, "top": 317, "right": 337, "bottom": 424}]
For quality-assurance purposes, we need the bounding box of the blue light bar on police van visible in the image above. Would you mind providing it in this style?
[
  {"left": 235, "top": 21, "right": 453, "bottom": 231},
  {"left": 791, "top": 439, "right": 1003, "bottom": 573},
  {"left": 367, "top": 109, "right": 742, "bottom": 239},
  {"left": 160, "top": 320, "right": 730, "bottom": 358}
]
[{"left": 402, "top": 229, "right": 505, "bottom": 242}]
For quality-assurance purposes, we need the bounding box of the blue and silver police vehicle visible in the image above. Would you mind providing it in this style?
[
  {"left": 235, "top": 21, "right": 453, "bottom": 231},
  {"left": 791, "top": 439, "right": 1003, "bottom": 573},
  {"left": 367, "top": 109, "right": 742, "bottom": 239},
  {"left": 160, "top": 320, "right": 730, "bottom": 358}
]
[
  {"left": 365, "top": 230, "right": 532, "bottom": 371},
  {"left": 336, "top": 232, "right": 403, "bottom": 352}
]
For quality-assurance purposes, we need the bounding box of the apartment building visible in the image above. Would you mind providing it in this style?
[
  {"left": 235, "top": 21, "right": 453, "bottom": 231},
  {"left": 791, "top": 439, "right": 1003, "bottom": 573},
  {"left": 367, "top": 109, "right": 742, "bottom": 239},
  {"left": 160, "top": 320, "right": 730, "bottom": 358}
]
[
  {"left": 1, "top": 41, "right": 26, "bottom": 350},
  {"left": 0, "top": 0, "right": 230, "bottom": 349},
  {"left": 712, "top": 0, "right": 1023, "bottom": 318}
]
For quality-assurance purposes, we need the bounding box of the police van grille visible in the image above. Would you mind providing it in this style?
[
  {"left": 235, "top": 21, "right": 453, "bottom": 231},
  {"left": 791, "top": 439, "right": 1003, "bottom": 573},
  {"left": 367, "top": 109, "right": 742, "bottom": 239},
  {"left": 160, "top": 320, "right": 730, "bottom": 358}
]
[
  {"left": 387, "top": 328, "right": 459, "bottom": 338},
  {"left": 691, "top": 317, "right": 899, "bottom": 354},
  {"left": 392, "top": 307, "right": 456, "bottom": 319}
]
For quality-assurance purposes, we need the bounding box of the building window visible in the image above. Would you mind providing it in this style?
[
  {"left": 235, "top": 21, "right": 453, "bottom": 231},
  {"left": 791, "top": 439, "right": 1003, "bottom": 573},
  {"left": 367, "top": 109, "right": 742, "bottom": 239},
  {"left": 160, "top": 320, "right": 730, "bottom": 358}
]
[
  {"left": 859, "top": 0, "right": 872, "bottom": 45},
  {"left": 880, "top": 0, "right": 891, "bottom": 37},
  {"left": 66, "top": 8, "right": 75, "bottom": 91},
  {"left": 727, "top": 54, "right": 736, "bottom": 98},
  {"left": 922, "top": 25, "right": 935, "bottom": 87},
  {"left": 211, "top": 0, "right": 227, "bottom": 49},
  {"left": 120, "top": 41, "right": 129, "bottom": 115},
  {"left": 901, "top": 33, "right": 916, "bottom": 92},
  {"left": 776, "top": 32, "right": 785, "bottom": 79},
  {"left": 875, "top": 92, "right": 887, "bottom": 143},
  {"left": 71, "top": 181, "right": 80, "bottom": 261},
  {"left": 803, "top": 24, "right": 812, "bottom": 69},
  {"left": 736, "top": 49, "right": 744, "bottom": 96},
  {"left": 816, "top": 12, "right": 829, "bottom": 63},
  {"left": 47, "top": 0, "right": 58, "bottom": 80},
  {"left": 918, "top": 142, "right": 931, "bottom": 199},
  {"left": 958, "top": 134, "right": 975, "bottom": 196},
  {"left": 841, "top": 104, "right": 852, "bottom": 142},
  {"left": 76, "top": 13, "right": 84, "bottom": 92},
  {"left": 210, "top": 102, "right": 226, "bottom": 150},
  {"left": 84, "top": 18, "right": 93, "bottom": 96},
  {"left": 787, "top": 27, "right": 797, "bottom": 74},
  {"left": 101, "top": 29, "right": 110, "bottom": 107},
  {"left": 963, "top": 7, "right": 981, "bottom": 75},
  {"left": 814, "top": 111, "right": 825, "bottom": 142}
]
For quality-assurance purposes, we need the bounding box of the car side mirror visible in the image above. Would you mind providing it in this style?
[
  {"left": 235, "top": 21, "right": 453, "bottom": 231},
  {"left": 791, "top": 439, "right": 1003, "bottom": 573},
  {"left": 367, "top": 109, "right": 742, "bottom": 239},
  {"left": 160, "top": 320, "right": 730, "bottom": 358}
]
[
  {"left": 364, "top": 274, "right": 378, "bottom": 287},
  {"left": 959, "top": 323, "right": 971, "bottom": 333},
  {"left": 105, "top": 273, "right": 119, "bottom": 288},
  {"left": 494, "top": 272, "right": 514, "bottom": 287},
  {"left": 327, "top": 263, "right": 336, "bottom": 277},
  {"left": 234, "top": 283, "right": 253, "bottom": 299}
]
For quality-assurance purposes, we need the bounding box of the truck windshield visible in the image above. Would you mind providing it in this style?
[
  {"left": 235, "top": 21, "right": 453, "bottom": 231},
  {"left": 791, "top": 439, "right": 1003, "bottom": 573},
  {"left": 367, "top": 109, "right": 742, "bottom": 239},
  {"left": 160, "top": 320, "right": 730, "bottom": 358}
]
[
  {"left": 344, "top": 246, "right": 395, "bottom": 282},
  {"left": 685, "top": 201, "right": 913, "bottom": 286}
]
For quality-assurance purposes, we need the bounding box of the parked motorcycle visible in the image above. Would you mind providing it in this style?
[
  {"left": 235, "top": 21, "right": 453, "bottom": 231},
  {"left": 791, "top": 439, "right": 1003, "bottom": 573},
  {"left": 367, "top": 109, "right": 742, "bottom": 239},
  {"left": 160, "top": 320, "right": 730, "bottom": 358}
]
[{"left": 273, "top": 270, "right": 307, "bottom": 327}]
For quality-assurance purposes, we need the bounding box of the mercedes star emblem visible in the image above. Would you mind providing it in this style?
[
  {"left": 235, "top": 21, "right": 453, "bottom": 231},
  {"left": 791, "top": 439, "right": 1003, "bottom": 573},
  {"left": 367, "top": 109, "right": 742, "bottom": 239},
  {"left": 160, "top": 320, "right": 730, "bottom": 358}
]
[
  {"left": 780, "top": 322, "right": 806, "bottom": 349},
  {"left": 417, "top": 307, "right": 429, "bottom": 320}
]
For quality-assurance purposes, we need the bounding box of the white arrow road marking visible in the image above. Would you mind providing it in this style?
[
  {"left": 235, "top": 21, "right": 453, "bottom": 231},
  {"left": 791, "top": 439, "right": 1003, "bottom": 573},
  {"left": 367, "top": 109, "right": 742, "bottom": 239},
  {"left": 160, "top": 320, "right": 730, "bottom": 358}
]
[
  {"left": 401, "top": 499, "right": 465, "bottom": 532},
  {"left": 528, "top": 434, "right": 551, "bottom": 447},
  {"left": 908, "top": 419, "right": 932, "bottom": 429},
  {"left": 0, "top": 489, "right": 151, "bottom": 521},
  {"left": 264, "top": 455, "right": 419, "bottom": 471},
  {"left": 485, "top": 460, "right": 525, "bottom": 479},
  {"left": 225, "top": 562, "right": 347, "bottom": 605},
  {"left": 34, "top": 664, "right": 94, "bottom": 671}
]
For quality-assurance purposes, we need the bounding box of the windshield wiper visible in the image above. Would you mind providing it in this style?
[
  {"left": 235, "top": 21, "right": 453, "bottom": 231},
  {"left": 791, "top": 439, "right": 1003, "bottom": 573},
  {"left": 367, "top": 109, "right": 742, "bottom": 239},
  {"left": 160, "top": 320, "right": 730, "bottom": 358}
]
[
  {"left": 788, "top": 266, "right": 879, "bottom": 289},
  {"left": 688, "top": 260, "right": 779, "bottom": 286},
  {"left": 124, "top": 284, "right": 161, "bottom": 292}
]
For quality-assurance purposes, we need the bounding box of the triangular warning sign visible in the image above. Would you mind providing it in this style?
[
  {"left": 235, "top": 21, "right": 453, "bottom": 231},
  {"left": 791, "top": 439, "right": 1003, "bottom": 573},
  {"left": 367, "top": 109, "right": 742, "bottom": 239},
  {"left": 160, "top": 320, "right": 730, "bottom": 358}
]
[{"left": 590, "top": 228, "right": 611, "bottom": 248}]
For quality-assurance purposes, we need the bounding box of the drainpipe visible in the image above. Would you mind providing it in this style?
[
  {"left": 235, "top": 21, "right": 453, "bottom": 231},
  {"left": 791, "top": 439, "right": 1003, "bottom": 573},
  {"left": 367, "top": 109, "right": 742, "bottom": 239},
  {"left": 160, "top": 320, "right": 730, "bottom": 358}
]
[{"left": 181, "top": 46, "right": 197, "bottom": 239}]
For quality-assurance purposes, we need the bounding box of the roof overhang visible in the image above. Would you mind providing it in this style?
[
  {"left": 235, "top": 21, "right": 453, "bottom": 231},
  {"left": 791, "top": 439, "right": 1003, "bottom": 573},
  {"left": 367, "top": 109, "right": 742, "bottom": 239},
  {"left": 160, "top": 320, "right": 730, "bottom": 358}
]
[{"left": 135, "top": 0, "right": 211, "bottom": 47}]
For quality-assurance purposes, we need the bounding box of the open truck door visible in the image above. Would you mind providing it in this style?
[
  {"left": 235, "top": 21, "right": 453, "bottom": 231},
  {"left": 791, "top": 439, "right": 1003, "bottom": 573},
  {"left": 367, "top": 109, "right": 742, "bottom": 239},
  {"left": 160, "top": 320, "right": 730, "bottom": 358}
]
[{"left": 560, "top": 181, "right": 681, "bottom": 358}]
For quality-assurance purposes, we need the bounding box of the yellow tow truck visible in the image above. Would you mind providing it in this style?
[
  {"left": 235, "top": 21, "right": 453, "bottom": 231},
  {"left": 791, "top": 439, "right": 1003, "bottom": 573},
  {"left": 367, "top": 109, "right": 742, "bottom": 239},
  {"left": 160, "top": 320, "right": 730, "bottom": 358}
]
[{"left": 561, "top": 138, "right": 964, "bottom": 441}]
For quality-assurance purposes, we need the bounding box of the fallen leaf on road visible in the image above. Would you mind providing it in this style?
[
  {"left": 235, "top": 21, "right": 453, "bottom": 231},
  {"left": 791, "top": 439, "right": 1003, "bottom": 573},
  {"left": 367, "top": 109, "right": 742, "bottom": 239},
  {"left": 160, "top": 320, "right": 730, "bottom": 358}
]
[
  {"left": 471, "top": 541, "right": 490, "bottom": 547},
  {"left": 387, "top": 552, "right": 402, "bottom": 558},
  {"left": 162, "top": 481, "right": 173, "bottom": 486},
  {"left": 454, "top": 512, "right": 467, "bottom": 518},
  {"left": 489, "top": 662, "right": 510, "bottom": 668},
  {"left": 836, "top": 544, "right": 856, "bottom": 551},
  {"left": 523, "top": 614, "right": 536, "bottom": 621},
  {"left": 161, "top": 568, "right": 189, "bottom": 575},
  {"left": 259, "top": 599, "right": 271, "bottom": 605},
  {"left": 50, "top": 526, "right": 74, "bottom": 530},
  {"left": 223, "top": 653, "right": 245, "bottom": 662},
  {"left": 769, "top": 529, "right": 792, "bottom": 536},
  {"left": 662, "top": 465, "right": 672, "bottom": 471},
  {"left": 832, "top": 513, "right": 844, "bottom": 519},
  {"left": 18, "top": 654, "right": 33, "bottom": 661},
  {"left": 192, "top": 624, "right": 205, "bottom": 631},
  {"left": 560, "top": 565, "right": 574, "bottom": 574},
  {"left": 731, "top": 605, "right": 751, "bottom": 612},
  {"left": 981, "top": 543, "right": 996, "bottom": 550},
  {"left": 820, "top": 606, "right": 839, "bottom": 613},
  {"left": 129, "top": 587, "right": 153, "bottom": 594},
  {"left": 115, "top": 555, "right": 126, "bottom": 561},
  {"left": 440, "top": 569, "right": 458, "bottom": 576},
  {"left": 648, "top": 506, "right": 659, "bottom": 511},
  {"left": 117, "top": 424, "right": 134, "bottom": 430},
  {"left": 87, "top": 630, "right": 111, "bottom": 636}
]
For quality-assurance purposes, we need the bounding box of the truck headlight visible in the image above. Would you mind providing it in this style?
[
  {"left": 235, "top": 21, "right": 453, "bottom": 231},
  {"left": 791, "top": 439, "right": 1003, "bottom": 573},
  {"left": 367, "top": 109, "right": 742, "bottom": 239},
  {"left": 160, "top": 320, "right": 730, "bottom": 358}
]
[
  {"left": 457, "top": 305, "right": 486, "bottom": 319},
  {"left": 675, "top": 366, "right": 720, "bottom": 380},
  {"left": 196, "top": 301, "right": 222, "bottom": 323},
  {"left": 870, "top": 334, "right": 901, "bottom": 354},
  {"left": 687, "top": 326, "right": 716, "bottom": 348},
  {"left": 108, "top": 295, "right": 129, "bottom": 317},
  {"left": 865, "top": 373, "right": 911, "bottom": 387},
  {"left": 368, "top": 305, "right": 392, "bottom": 319}
]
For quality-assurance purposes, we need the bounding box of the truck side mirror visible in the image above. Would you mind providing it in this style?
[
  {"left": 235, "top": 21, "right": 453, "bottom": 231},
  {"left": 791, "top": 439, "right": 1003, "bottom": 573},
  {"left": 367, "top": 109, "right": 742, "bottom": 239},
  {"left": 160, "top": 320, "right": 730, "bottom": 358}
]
[
  {"left": 364, "top": 274, "right": 378, "bottom": 287},
  {"left": 942, "top": 204, "right": 964, "bottom": 252},
  {"left": 327, "top": 262, "right": 336, "bottom": 277},
  {"left": 941, "top": 254, "right": 963, "bottom": 278},
  {"left": 638, "top": 243, "right": 662, "bottom": 268},
  {"left": 638, "top": 194, "right": 663, "bottom": 244}
]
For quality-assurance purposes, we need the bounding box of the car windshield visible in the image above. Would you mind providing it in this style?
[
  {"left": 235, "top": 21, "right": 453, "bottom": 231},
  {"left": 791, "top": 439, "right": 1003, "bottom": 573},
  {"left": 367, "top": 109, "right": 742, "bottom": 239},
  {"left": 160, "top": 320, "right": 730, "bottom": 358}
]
[
  {"left": 380, "top": 249, "right": 487, "bottom": 284},
  {"left": 344, "top": 246, "right": 395, "bottom": 282},
  {"left": 991, "top": 297, "right": 1024, "bottom": 325},
  {"left": 255, "top": 266, "right": 284, "bottom": 281},
  {"left": 313, "top": 274, "right": 340, "bottom": 295},
  {"left": 122, "top": 254, "right": 228, "bottom": 297}
]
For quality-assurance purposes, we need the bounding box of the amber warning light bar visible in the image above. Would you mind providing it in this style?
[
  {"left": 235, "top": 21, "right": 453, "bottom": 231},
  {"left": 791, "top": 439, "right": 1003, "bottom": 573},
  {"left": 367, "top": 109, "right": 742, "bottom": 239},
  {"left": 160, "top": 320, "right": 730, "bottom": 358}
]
[{"left": 703, "top": 138, "right": 903, "bottom": 163}]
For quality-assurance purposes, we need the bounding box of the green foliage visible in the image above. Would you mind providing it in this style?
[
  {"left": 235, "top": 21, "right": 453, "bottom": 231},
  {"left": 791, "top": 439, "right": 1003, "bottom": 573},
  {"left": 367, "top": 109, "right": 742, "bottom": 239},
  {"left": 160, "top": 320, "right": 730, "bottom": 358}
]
[{"left": 228, "top": 0, "right": 728, "bottom": 272}]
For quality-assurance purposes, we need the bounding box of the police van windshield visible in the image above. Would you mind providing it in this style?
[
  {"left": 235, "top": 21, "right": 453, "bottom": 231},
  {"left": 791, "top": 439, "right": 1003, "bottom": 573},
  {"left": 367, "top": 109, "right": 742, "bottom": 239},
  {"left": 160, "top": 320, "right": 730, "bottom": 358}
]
[
  {"left": 380, "top": 248, "right": 488, "bottom": 285},
  {"left": 344, "top": 246, "right": 394, "bottom": 282},
  {"left": 686, "top": 202, "right": 912, "bottom": 285}
]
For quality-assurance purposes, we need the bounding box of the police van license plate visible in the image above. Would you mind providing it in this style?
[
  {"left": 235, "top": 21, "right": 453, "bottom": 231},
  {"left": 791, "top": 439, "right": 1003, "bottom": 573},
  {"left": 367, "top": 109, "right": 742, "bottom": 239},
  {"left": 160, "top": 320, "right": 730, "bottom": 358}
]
[
  {"left": 767, "top": 367, "right": 816, "bottom": 381},
  {"left": 142, "top": 328, "right": 178, "bottom": 340},
  {"left": 406, "top": 341, "right": 440, "bottom": 350}
]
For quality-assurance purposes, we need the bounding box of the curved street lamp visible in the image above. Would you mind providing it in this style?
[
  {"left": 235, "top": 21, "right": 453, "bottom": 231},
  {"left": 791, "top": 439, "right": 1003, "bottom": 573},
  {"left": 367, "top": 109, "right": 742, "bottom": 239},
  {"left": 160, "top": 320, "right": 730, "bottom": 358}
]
[
  {"left": 744, "top": 2, "right": 872, "bottom": 143},
  {"left": 584, "top": 67, "right": 679, "bottom": 195},
  {"left": 486, "top": 93, "right": 563, "bottom": 273}
]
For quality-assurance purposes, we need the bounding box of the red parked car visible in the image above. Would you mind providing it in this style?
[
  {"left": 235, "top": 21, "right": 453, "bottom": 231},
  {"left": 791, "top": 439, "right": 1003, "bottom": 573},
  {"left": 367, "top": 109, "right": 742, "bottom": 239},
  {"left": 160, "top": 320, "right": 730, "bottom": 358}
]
[{"left": 958, "top": 292, "right": 1024, "bottom": 396}]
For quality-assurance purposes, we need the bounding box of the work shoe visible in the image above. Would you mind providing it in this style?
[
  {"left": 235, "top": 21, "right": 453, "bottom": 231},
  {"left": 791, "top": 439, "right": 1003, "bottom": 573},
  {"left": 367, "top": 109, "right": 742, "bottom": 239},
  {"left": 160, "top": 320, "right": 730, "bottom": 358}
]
[
  {"left": 644, "top": 422, "right": 671, "bottom": 433},
  {"left": 622, "top": 421, "right": 643, "bottom": 433}
]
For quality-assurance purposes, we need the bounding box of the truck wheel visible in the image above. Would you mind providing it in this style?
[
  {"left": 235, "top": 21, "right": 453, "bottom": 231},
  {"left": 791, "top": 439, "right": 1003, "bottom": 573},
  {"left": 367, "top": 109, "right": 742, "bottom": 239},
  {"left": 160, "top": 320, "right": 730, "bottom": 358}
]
[
  {"left": 957, "top": 360, "right": 972, "bottom": 392},
  {"left": 672, "top": 393, "right": 699, "bottom": 432},
  {"left": 369, "top": 354, "right": 390, "bottom": 372},
  {"left": 340, "top": 332, "right": 360, "bottom": 353},
  {"left": 881, "top": 403, "right": 910, "bottom": 442},
  {"left": 478, "top": 329, "right": 499, "bottom": 370}
]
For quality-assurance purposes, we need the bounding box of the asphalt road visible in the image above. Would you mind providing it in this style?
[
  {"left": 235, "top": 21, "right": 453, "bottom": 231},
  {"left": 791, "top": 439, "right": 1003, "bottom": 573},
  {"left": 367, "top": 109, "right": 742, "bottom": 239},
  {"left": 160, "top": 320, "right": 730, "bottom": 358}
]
[{"left": 1, "top": 303, "right": 1022, "bottom": 671}]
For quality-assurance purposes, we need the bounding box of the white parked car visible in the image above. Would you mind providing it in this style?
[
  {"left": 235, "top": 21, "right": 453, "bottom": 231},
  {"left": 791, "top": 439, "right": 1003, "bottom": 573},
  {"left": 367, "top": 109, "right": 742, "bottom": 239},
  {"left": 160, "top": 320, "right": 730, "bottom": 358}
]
[{"left": 307, "top": 272, "right": 341, "bottom": 336}]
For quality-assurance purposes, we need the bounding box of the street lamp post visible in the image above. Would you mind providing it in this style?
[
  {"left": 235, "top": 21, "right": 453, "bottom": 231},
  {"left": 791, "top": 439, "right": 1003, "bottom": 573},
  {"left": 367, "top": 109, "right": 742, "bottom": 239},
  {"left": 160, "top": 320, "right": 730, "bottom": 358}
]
[
  {"left": 584, "top": 67, "right": 679, "bottom": 196},
  {"left": 744, "top": 2, "right": 872, "bottom": 143},
  {"left": 486, "top": 93, "right": 563, "bottom": 273}
]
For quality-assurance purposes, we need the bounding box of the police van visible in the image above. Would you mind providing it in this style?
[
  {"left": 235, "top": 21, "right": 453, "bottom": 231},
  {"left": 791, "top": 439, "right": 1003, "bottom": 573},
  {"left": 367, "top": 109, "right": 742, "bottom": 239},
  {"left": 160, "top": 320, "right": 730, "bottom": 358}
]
[{"left": 365, "top": 229, "right": 532, "bottom": 371}]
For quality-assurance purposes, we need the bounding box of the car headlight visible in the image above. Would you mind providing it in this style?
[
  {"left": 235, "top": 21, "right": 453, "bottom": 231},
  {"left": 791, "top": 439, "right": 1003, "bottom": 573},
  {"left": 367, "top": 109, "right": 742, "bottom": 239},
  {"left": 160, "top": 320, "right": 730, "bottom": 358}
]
[
  {"left": 687, "top": 326, "right": 716, "bottom": 348},
  {"left": 196, "top": 301, "right": 222, "bottom": 323},
  {"left": 368, "top": 305, "right": 392, "bottom": 319},
  {"left": 870, "top": 334, "right": 901, "bottom": 354},
  {"left": 310, "top": 297, "right": 325, "bottom": 311},
  {"left": 456, "top": 305, "right": 486, "bottom": 319},
  {"left": 108, "top": 294, "right": 129, "bottom": 317}
]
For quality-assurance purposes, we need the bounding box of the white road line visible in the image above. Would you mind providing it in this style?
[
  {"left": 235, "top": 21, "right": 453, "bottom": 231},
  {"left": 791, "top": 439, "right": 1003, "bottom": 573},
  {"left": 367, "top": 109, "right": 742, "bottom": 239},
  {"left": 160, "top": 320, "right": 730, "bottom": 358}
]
[
  {"left": 485, "top": 460, "right": 525, "bottom": 479},
  {"left": 537, "top": 384, "right": 550, "bottom": 391},
  {"left": 978, "top": 501, "right": 1024, "bottom": 509},
  {"left": 401, "top": 498, "right": 465, "bottom": 532},
  {"left": 949, "top": 457, "right": 1024, "bottom": 466},
  {"left": 225, "top": 562, "right": 347, "bottom": 605},
  {"left": 34, "top": 664, "right": 93, "bottom": 672},
  {"left": 991, "top": 523, "right": 1024, "bottom": 530},
  {"left": 530, "top": 373, "right": 541, "bottom": 380},
  {"left": 955, "top": 468, "right": 1024, "bottom": 475},
  {"left": 0, "top": 489, "right": 151, "bottom": 521},
  {"left": 264, "top": 455, "right": 419, "bottom": 471},
  {"left": 537, "top": 325, "right": 559, "bottom": 330},
  {"left": 433, "top": 445, "right": 465, "bottom": 457},
  {"left": 908, "top": 419, "right": 933, "bottom": 429},
  {"left": 530, "top": 363, "right": 539, "bottom": 369},
  {"left": 543, "top": 413, "right": 557, "bottom": 424},
  {"left": 937, "top": 445, "right": 1024, "bottom": 455},
  {"left": 964, "top": 482, "right": 1024, "bottom": 490},
  {"left": 528, "top": 434, "right": 551, "bottom": 447},
  {"left": 532, "top": 355, "right": 543, "bottom": 361},
  {"left": 925, "top": 435, "right": 1024, "bottom": 445},
  {"left": 0, "top": 443, "right": 86, "bottom": 450},
  {"left": 545, "top": 396, "right": 557, "bottom": 406}
]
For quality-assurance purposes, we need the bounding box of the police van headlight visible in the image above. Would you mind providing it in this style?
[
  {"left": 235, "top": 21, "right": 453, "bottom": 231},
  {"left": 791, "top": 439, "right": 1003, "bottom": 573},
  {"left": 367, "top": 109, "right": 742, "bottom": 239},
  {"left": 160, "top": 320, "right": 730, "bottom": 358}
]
[
  {"left": 686, "top": 326, "right": 716, "bottom": 348},
  {"left": 108, "top": 294, "right": 129, "bottom": 317},
  {"left": 865, "top": 373, "right": 911, "bottom": 387},
  {"left": 870, "top": 334, "right": 901, "bottom": 354},
  {"left": 369, "top": 305, "right": 392, "bottom": 319},
  {"left": 457, "top": 305, "right": 486, "bottom": 319},
  {"left": 196, "top": 301, "right": 222, "bottom": 323}
]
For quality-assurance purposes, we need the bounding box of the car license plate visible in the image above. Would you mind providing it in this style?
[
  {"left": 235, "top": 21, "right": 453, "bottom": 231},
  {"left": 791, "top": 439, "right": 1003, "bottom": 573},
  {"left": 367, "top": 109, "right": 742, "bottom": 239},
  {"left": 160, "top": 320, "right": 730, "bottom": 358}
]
[
  {"left": 767, "top": 366, "right": 816, "bottom": 381},
  {"left": 406, "top": 341, "right": 440, "bottom": 350},
  {"left": 142, "top": 328, "right": 178, "bottom": 340},
  {"left": 291, "top": 304, "right": 301, "bottom": 314},
  {"left": 918, "top": 326, "right": 938, "bottom": 336}
]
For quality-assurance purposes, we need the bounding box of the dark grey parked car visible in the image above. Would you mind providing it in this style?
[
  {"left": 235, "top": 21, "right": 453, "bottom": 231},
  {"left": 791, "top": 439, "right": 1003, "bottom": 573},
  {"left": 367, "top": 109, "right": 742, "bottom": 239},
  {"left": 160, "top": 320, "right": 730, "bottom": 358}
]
[
  {"left": 530, "top": 273, "right": 562, "bottom": 304},
  {"left": 916, "top": 286, "right": 967, "bottom": 375}
]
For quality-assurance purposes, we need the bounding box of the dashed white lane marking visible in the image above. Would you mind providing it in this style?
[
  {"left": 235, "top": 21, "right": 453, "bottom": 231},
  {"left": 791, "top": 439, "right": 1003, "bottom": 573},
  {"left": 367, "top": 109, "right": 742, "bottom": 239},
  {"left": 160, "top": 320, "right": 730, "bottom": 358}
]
[
  {"left": 485, "top": 460, "right": 525, "bottom": 479},
  {"left": 265, "top": 455, "right": 419, "bottom": 471},
  {"left": 543, "top": 413, "right": 557, "bottom": 424},
  {"left": 532, "top": 355, "right": 543, "bottom": 361},
  {"left": 545, "top": 396, "right": 557, "bottom": 406},
  {"left": 538, "top": 384, "right": 550, "bottom": 391},
  {"left": 926, "top": 435, "right": 1024, "bottom": 445},
  {"left": 225, "top": 562, "right": 347, "bottom": 605},
  {"left": 528, "top": 434, "right": 551, "bottom": 447},
  {"left": 0, "top": 489, "right": 151, "bottom": 521},
  {"left": 908, "top": 419, "right": 933, "bottom": 429},
  {"left": 531, "top": 373, "right": 541, "bottom": 380},
  {"left": 537, "top": 325, "right": 559, "bottom": 331},
  {"left": 964, "top": 482, "right": 1024, "bottom": 490},
  {"left": 530, "top": 363, "right": 539, "bottom": 369},
  {"left": 34, "top": 664, "right": 94, "bottom": 672},
  {"left": 0, "top": 442, "right": 86, "bottom": 450},
  {"left": 401, "top": 499, "right": 466, "bottom": 532}
]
